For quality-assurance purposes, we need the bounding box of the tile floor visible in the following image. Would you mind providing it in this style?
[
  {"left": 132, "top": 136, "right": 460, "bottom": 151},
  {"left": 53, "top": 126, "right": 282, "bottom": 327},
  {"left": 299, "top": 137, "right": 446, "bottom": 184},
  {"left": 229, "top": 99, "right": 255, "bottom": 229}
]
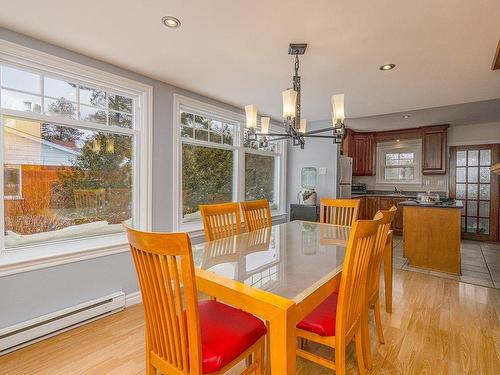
[{"left": 392, "top": 235, "right": 500, "bottom": 289}]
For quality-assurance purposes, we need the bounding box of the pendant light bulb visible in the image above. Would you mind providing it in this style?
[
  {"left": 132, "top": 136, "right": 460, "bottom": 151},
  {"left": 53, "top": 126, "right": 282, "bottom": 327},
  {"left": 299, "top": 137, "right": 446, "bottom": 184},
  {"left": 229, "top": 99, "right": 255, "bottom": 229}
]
[
  {"left": 282, "top": 89, "right": 297, "bottom": 118},
  {"left": 261, "top": 117, "right": 270, "bottom": 134},
  {"left": 331, "top": 94, "right": 345, "bottom": 126},
  {"left": 299, "top": 118, "right": 307, "bottom": 133},
  {"left": 245, "top": 105, "right": 258, "bottom": 129}
]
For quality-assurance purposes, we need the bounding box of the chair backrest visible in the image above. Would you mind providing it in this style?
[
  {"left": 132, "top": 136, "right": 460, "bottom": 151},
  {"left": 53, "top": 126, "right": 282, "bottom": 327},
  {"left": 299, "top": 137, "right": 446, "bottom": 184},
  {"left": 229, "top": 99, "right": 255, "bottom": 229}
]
[
  {"left": 199, "top": 202, "right": 242, "bottom": 241},
  {"left": 336, "top": 217, "right": 381, "bottom": 339},
  {"left": 320, "top": 198, "right": 360, "bottom": 226},
  {"left": 367, "top": 206, "right": 397, "bottom": 300},
  {"left": 126, "top": 227, "right": 202, "bottom": 375},
  {"left": 240, "top": 199, "right": 272, "bottom": 232}
]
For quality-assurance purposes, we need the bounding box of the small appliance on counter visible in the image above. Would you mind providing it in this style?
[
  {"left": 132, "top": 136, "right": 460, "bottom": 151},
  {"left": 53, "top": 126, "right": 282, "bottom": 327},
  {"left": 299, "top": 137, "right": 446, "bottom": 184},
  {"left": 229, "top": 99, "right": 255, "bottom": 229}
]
[
  {"left": 351, "top": 183, "right": 367, "bottom": 195},
  {"left": 416, "top": 192, "right": 441, "bottom": 204},
  {"left": 298, "top": 167, "right": 318, "bottom": 205}
]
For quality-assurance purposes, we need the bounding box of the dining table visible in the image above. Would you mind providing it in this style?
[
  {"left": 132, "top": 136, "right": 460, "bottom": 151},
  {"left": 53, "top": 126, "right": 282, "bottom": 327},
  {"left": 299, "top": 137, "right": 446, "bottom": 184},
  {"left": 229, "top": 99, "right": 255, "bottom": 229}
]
[{"left": 191, "top": 220, "right": 394, "bottom": 374}]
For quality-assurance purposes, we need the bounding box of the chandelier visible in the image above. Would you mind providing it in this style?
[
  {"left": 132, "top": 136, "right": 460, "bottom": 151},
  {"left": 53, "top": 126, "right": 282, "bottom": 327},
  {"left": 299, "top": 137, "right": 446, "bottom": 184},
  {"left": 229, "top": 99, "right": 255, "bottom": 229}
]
[{"left": 245, "top": 43, "right": 346, "bottom": 149}]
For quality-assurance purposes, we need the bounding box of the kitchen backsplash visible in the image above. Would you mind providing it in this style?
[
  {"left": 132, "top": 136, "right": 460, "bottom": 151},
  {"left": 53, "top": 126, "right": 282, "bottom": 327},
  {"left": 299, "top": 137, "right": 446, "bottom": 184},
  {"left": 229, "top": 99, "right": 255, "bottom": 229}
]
[{"left": 353, "top": 174, "right": 448, "bottom": 194}]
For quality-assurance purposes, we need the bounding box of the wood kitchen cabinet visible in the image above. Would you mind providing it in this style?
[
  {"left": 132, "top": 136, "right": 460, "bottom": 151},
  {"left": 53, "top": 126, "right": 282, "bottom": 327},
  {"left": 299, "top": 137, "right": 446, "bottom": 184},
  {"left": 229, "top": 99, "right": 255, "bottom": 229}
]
[
  {"left": 422, "top": 125, "right": 448, "bottom": 174},
  {"left": 355, "top": 196, "right": 406, "bottom": 233},
  {"left": 343, "top": 130, "right": 374, "bottom": 176}
]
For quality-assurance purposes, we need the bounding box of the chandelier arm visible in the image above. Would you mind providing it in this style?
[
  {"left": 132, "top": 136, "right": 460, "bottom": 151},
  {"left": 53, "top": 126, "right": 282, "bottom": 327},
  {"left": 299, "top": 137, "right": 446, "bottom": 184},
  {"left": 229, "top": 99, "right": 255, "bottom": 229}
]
[
  {"left": 254, "top": 132, "right": 290, "bottom": 137},
  {"left": 302, "top": 134, "right": 343, "bottom": 139},
  {"left": 303, "top": 126, "right": 343, "bottom": 135}
]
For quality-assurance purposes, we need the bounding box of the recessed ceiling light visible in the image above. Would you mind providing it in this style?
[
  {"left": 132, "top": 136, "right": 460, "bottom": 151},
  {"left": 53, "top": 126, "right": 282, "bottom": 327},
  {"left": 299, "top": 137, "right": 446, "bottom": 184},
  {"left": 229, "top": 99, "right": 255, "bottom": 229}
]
[
  {"left": 396, "top": 139, "right": 400, "bottom": 142},
  {"left": 403, "top": 114, "right": 411, "bottom": 119},
  {"left": 162, "top": 16, "right": 181, "bottom": 28},
  {"left": 379, "top": 63, "right": 396, "bottom": 71}
]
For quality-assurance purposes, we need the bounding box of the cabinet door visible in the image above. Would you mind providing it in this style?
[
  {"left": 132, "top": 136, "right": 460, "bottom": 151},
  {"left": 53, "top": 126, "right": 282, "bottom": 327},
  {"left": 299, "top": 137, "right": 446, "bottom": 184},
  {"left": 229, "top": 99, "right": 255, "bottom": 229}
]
[
  {"left": 365, "top": 197, "right": 379, "bottom": 219},
  {"left": 378, "top": 197, "right": 393, "bottom": 210},
  {"left": 423, "top": 130, "right": 446, "bottom": 174},
  {"left": 352, "top": 137, "right": 367, "bottom": 175},
  {"left": 364, "top": 134, "right": 375, "bottom": 175},
  {"left": 393, "top": 198, "right": 405, "bottom": 230}
]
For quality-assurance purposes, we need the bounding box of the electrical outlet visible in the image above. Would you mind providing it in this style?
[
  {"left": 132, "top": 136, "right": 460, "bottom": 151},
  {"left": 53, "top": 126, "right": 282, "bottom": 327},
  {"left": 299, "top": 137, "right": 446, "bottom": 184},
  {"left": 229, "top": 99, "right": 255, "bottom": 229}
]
[
  {"left": 425, "top": 180, "right": 430, "bottom": 186},
  {"left": 318, "top": 167, "right": 327, "bottom": 175}
]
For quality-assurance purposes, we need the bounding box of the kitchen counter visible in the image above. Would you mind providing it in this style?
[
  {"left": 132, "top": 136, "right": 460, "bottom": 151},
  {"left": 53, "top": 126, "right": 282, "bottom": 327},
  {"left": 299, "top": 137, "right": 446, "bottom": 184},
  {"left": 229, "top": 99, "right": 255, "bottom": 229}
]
[
  {"left": 399, "top": 200, "right": 463, "bottom": 209},
  {"left": 351, "top": 191, "right": 446, "bottom": 199}
]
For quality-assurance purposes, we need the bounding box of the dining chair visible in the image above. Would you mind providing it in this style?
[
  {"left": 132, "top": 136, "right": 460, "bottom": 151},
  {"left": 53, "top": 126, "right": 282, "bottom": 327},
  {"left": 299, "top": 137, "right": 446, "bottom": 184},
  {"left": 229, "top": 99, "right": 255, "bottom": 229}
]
[
  {"left": 295, "top": 216, "right": 382, "bottom": 375},
  {"left": 361, "top": 206, "right": 397, "bottom": 369},
  {"left": 126, "top": 226, "right": 266, "bottom": 375},
  {"left": 319, "top": 198, "right": 360, "bottom": 226},
  {"left": 240, "top": 199, "right": 272, "bottom": 232},
  {"left": 199, "top": 202, "right": 242, "bottom": 241}
]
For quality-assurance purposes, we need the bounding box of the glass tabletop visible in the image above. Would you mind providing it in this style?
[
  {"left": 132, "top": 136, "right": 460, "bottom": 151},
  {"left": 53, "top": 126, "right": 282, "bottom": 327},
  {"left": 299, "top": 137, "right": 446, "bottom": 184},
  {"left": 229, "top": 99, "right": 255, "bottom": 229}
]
[{"left": 192, "top": 221, "right": 350, "bottom": 302}]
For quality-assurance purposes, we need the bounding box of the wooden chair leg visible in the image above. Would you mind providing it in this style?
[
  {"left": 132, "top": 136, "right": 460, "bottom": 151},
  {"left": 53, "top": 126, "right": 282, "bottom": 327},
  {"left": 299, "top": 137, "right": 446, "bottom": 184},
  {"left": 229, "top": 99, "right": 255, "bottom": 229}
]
[
  {"left": 360, "top": 308, "right": 373, "bottom": 370},
  {"left": 374, "top": 298, "right": 385, "bottom": 344},
  {"left": 354, "top": 331, "right": 367, "bottom": 375},
  {"left": 334, "top": 340, "right": 347, "bottom": 375},
  {"left": 254, "top": 339, "right": 265, "bottom": 375}
]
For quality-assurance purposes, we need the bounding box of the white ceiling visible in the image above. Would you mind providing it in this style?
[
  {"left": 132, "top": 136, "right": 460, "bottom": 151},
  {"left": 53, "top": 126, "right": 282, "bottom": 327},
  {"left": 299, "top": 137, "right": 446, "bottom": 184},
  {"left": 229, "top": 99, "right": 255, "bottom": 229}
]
[{"left": 1, "top": 0, "right": 499, "bottom": 124}]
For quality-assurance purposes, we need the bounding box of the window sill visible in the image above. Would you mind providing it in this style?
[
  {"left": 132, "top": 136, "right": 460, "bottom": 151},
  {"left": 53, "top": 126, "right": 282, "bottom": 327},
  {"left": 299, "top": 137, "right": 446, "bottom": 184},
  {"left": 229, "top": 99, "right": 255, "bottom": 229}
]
[{"left": 0, "top": 233, "right": 129, "bottom": 277}]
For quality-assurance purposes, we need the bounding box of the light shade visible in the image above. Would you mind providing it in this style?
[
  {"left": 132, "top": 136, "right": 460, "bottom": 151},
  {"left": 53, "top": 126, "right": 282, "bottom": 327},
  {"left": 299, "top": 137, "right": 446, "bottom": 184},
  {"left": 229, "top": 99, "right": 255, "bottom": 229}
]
[
  {"left": 261, "top": 117, "right": 270, "bottom": 134},
  {"left": 282, "top": 89, "right": 297, "bottom": 118},
  {"left": 331, "top": 94, "right": 345, "bottom": 125},
  {"left": 299, "top": 118, "right": 307, "bottom": 133},
  {"left": 245, "top": 104, "right": 258, "bottom": 129}
]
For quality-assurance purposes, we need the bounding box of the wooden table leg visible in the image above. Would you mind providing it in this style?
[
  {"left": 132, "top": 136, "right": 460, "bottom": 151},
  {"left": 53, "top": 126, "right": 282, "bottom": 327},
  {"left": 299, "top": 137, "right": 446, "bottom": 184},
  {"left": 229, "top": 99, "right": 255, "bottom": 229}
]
[
  {"left": 268, "top": 308, "right": 296, "bottom": 374},
  {"left": 383, "top": 231, "right": 393, "bottom": 313}
]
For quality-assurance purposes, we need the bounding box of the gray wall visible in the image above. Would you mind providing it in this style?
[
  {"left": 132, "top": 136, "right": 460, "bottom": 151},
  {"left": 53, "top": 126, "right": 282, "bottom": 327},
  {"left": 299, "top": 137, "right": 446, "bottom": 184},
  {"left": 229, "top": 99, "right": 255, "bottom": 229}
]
[
  {"left": 287, "top": 120, "right": 339, "bottom": 207},
  {"left": 0, "top": 28, "right": 278, "bottom": 328}
]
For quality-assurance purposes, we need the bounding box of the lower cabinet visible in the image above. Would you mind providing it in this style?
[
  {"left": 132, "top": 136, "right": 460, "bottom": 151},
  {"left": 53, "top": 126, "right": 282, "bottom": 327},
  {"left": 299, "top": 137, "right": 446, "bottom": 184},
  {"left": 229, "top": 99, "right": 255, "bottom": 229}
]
[{"left": 355, "top": 196, "right": 406, "bottom": 233}]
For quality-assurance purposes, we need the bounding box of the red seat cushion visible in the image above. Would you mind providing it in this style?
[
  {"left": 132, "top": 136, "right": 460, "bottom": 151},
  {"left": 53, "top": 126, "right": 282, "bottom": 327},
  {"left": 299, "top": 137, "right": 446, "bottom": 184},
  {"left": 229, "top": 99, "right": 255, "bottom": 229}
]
[
  {"left": 199, "top": 300, "right": 267, "bottom": 374},
  {"left": 296, "top": 291, "right": 339, "bottom": 337}
]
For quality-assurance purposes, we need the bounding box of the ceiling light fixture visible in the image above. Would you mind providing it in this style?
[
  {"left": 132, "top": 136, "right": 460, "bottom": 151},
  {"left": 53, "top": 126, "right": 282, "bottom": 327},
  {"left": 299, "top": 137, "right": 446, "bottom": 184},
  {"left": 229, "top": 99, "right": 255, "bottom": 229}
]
[
  {"left": 379, "top": 63, "right": 396, "bottom": 71},
  {"left": 403, "top": 114, "right": 411, "bottom": 119},
  {"left": 245, "top": 43, "right": 345, "bottom": 149},
  {"left": 161, "top": 16, "right": 181, "bottom": 28}
]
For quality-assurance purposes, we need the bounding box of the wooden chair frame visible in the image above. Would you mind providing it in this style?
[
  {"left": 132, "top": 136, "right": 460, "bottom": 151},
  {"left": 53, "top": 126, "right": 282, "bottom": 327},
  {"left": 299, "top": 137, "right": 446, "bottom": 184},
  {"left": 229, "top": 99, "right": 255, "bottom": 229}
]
[
  {"left": 320, "top": 198, "right": 360, "bottom": 226},
  {"left": 295, "top": 217, "right": 382, "bottom": 375},
  {"left": 126, "top": 227, "right": 265, "bottom": 375},
  {"left": 200, "top": 202, "right": 242, "bottom": 242},
  {"left": 362, "top": 206, "right": 397, "bottom": 369},
  {"left": 240, "top": 199, "right": 272, "bottom": 232}
]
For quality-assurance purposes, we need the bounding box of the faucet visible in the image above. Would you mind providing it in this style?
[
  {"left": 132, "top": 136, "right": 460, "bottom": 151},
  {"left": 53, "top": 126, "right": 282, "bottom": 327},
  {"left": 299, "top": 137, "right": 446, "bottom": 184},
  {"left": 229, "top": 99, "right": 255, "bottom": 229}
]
[{"left": 394, "top": 187, "right": 400, "bottom": 194}]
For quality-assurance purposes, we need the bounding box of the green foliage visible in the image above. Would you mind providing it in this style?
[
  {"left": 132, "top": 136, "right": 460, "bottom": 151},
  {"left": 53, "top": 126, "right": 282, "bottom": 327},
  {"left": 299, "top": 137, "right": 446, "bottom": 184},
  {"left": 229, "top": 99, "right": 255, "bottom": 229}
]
[{"left": 245, "top": 153, "right": 275, "bottom": 202}]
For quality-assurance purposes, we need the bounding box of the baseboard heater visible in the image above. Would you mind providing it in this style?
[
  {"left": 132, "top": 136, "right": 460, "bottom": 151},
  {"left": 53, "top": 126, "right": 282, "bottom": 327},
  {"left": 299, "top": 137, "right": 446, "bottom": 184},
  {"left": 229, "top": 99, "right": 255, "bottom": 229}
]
[{"left": 0, "top": 291, "right": 125, "bottom": 355}]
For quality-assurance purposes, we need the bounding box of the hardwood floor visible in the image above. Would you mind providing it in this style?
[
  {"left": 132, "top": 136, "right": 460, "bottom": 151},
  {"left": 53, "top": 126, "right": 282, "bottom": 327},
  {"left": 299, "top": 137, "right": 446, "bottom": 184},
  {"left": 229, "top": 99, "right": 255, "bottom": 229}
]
[{"left": 1, "top": 269, "right": 499, "bottom": 374}]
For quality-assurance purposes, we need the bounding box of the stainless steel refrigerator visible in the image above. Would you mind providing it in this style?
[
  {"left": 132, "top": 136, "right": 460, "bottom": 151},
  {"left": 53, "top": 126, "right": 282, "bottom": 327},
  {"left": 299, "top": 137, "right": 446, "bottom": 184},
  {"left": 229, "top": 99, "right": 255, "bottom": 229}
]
[{"left": 336, "top": 155, "right": 353, "bottom": 198}]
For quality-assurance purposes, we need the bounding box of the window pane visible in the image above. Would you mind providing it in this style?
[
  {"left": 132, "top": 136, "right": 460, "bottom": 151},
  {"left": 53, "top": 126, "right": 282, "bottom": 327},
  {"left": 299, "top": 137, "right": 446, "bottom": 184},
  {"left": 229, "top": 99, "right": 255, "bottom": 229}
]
[
  {"left": 467, "top": 150, "right": 478, "bottom": 166},
  {"left": 80, "top": 105, "right": 107, "bottom": 124},
  {"left": 384, "top": 167, "right": 414, "bottom": 180},
  {"left": 479, "top": 184, "right": 490, "bottom": 200},
  {"left": 466, "top": 218, "right": 477, "bottom": 233},
  {"left": 194, "top": 129, "right": 208, "bottom": 141},
  {"left": 195, "top": 115, "right": 209, "bottom": 130},
  {"left": 245, "top": 153, "right": 276, "bottom": 205},
  {"left": 1, "top": 65, "right": 40, "bottom": 94},
  {"left": 467, "top": 167, "right": 478, "bottom": 183},
  {"left": 108, "top": 94, "right": 133, "bottom": 113},
  {"left": 479, "top": 201, "right": 490, "bottom": 218},
  {"left": 456, "top": 167, "right": 466, "bottom": 183},
  {"left": 243, "top": 129, "right": 276, "bottom": 152},
  {"left": 80, "top": 86, "right": 106, "bottom": 108},
  {"left": 44, "top": 77, "right": 77, "bottom": 102},
  {"left": 480, "top": 149, "right": 491, "bottom": 166},
  {"left": 45, "top": 97, "right": 77, "bottom": 119},
  {"left": 466, "top": 200, "right": 477, "bottom": 217},
  {"left": 1, "top": 89, "right": 42, "bottom": 113},
  {"left": 3, "top": 116, "right": 132, "bottom": 248},
  {"left": 109, "top": 111, "right": 132, "bottom": 129},
  {"left": 456, "top": 150, "right": 466, "bottom": 166},
  {"left": 479, "top": 167, "right": 490, "bottom": 183},
  {"left": 180, "top": 126, "right": 193, "bottom": 139},
  {"left": 456, "top": 184, "right": 466, "bottom": 199},
  {"left": 181, "top": 111, "right": 194, "bottom": 127},
  {"left": 467, "top": 184, "right": 478, "bottom": 199},
  {"left": 4, "top": 166, "right": 21, "bottom": 196},
  {"left": 479, "top": 218, "right": 489, "bottom": 234},
  {"left": 461, "top": 216, "right": 465, "bottom": 231},
  {"left": 181, "top": 143, "right": 233, "bottom": 221}
]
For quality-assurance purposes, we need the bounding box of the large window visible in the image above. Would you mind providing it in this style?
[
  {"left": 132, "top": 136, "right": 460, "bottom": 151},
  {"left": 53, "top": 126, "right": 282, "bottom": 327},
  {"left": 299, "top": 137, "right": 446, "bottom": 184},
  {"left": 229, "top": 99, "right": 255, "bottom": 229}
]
[
  {"left": 376, "top": 140, "right": 422, "bottom": 185},
  {"left": 175, "top": 96, "right": 285, "bottom": 228},
  {"left": 0, "top": 58, "right": 150, "bottom": 251}
]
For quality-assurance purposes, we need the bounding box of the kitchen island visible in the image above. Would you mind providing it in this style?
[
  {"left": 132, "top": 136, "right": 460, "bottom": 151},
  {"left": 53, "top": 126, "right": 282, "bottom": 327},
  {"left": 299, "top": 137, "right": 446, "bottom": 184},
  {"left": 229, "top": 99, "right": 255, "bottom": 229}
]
[{"left": 400, "top": 200, "right": 463, "bottom": 274}]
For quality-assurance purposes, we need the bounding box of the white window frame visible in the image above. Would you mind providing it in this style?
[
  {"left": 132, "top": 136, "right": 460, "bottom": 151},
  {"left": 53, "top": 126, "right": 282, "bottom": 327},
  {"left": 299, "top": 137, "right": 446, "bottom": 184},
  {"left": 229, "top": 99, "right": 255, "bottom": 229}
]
[
  {"left": 172, "top": 94, "right": 287, "bottom": 235},
  {"left": 376, "top": 139, "right": 422, "bottom": 185},
  {"left": 0, "top": 39, "right": 152, "bottom": 275},
  {"left": 3, "top": 164, "right": 22, "bottom": 199}
]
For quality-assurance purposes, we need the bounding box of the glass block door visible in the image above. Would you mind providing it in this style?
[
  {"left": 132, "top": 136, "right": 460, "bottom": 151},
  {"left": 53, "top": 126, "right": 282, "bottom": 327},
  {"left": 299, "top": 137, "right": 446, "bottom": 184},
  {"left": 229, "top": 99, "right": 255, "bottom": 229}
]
[{"left": 451, "top": 145, "right": 498, "bottom": 241}]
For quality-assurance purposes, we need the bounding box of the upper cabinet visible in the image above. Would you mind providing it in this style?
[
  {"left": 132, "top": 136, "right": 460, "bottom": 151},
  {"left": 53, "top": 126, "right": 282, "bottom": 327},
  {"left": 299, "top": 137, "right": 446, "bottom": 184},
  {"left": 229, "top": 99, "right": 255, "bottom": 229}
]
[
  {"left": 343, "top": 124, "right": 449, "bottom": 176},
  {"left": 343, "top": 130, "right": 374, "bottom": 176},
  {"left": 422, "top": 126, "right": 448, "bottom": 174}
]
